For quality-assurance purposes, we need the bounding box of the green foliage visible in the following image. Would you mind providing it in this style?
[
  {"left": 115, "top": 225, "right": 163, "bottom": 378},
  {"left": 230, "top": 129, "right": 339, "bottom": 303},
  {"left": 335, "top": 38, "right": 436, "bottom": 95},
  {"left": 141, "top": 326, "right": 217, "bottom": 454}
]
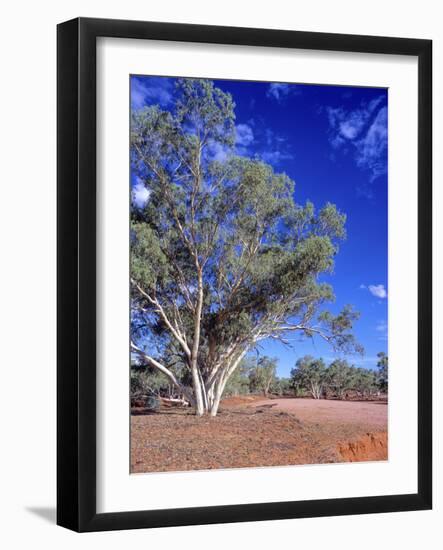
[
  {"left": 130, "top": 367, "right": 172, "bottom": 399},
  {"left": 130, "top": 77, "right": 363, "bottom": 414},
  {"left": 290, "top": 356, "right": 386, "bottom": 399},
  {"left": 377, "top": 352, "right": 388, "bottom": 392},
  {"left": 270, "top": 376, "right": 293, "bottom": 396},
  {"left": 326, "top": 359, "right": 354, "bottom": 399},
  {"left": 223, "top": 360, "right": 252, "bottom": 396},
  {"left": 220, "top": 356, "right": 296, "bottom": 398},
  {"left": 352, "top": 368, "right": 378, "bottom": 397},
  {"left": 131, "top": 222, "right": 169, "bottom": 291},
  {"left": 290, "top": 356, "right": 328, "bottom": 399},
  {"left": 293, "top": 385, "right": 308, "bottom": 398},
  {"left": 145, "top": 395, "right": 161, "bottom": 411},
  {"left": 175, "top": 78, "right": 236, "bottom": 146},
  {"left": 248, "top": 356, "right": 278, "bottom": 396}
]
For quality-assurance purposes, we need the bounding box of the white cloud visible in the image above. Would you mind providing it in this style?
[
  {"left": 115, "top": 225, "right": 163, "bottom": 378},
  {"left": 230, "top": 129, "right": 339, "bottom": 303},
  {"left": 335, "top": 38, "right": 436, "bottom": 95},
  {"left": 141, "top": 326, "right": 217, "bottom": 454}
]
[
  {"left": 368, "top": 284, "right": 388, "bottom": 299},
  {"left": 267, "top": 83, "right": 289, "bottom": 101},
  {"left": 261, "top": 150, "right": 293, "bottom": 164},
  {"left": 267, "top": 82, "right": 300, "bottom": 102},
  {"left": 360, "top": 283, "right": 388, "bottom": 299},
  {"left": 235, "top": 119, "right": 293, "bottom": 166},
  {"left": 235, "top": 123, "right": 254, "bottom": 147},
  {"left": 208, "top": 141, "right": 230, "bottom": 163},
  {"left": 132, "top": 179, "right": 151, "bottom": 208},
  {"left": 131, "top": 78, "right": 172, "bottom": 109},
  {"left": 260, "top": 128, "right": 294, "bottom": 165},
  {"left": 326, "top": 96, "right": 387, "bottom": 183},
  {"left": 355, "top": 107, "right": 388, "bottom": 181}
]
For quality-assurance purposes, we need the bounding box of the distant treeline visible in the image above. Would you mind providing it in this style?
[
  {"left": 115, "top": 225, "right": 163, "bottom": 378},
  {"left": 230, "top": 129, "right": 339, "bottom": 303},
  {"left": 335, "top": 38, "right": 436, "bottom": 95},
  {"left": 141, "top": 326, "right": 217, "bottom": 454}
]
[
  {"left": 131, "top": 352, "right": 388, "bottom": 404},
  {"left": 289, "top": 353, "right": 387, "bottom": 399}
]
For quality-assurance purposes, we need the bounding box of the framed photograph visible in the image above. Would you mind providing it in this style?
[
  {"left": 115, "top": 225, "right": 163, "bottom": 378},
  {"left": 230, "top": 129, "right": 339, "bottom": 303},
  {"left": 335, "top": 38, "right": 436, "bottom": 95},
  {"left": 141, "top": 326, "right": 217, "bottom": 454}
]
[{"left": 57, "top": 17, "right": 432, "bottom": 532}]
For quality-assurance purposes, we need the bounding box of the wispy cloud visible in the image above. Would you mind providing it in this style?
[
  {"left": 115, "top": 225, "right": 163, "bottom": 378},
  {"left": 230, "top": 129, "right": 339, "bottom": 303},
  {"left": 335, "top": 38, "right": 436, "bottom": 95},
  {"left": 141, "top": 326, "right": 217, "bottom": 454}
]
[
  {"left": 132, "top": 178, "right": 151, "bottom": 208},
  {"left": 235, "top": 120, "right": 293, "bottom": 166},
  {"left": 131, "top": 77, "right": 173, "bottom": 109},
  {"left": 376, "top": 320, "right": 388, "bottom": 341},
  {"left": 360, "top": 283, "right": 388, "bottom": 299},
  {"left": 369, "top": 284, "right": 388, "bottom": 299},
  {"left": 266, "top": 82, "right": 301, "bottom": 102},
  {"left": 208, "top": 141, "right": 230, "bottom": 163},
  {"left": 355, "top": 106, "right": 388, "bottom": 181},
  {"left": 261, "top": 150, "right": 293, "bottom": 164},
  {"left": 326, "top": 96, "right": 387, "bottom": 183},
  {"left": 235, "top": 123, "right": 254, "bottom": 147},
  {"left": 260, "top": 128, "right": 294, "bottom": 164}
]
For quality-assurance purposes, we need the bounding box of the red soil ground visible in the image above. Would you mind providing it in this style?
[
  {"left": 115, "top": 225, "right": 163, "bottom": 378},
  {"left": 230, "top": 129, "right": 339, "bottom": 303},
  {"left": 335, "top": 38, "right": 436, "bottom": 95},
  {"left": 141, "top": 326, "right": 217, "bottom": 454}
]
[
  {"left": 338, "top": 432, "right": 388, "bottom": 462},
  {"left": 131, "top": 397, "right": 388, "bottom": 474},
  {"left": 251, "top": 397, "right": 387, "bottom": 427}
]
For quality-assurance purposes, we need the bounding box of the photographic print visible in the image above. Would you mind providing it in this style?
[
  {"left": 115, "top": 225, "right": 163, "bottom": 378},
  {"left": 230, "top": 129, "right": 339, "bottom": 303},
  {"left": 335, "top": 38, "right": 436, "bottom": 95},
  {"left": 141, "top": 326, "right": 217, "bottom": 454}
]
[{"left": 129, "top": 75, "right": 388, "bottom": 474}]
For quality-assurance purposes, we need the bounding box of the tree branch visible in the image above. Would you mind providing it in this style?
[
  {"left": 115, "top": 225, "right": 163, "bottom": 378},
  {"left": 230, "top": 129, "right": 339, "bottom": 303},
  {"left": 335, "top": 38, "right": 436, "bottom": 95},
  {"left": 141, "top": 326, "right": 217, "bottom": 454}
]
[
  {"left": 130, "top": 341, "right": 193, "bottom": 403},
  {"left": 131, "top": 279, "right": 191, "bottom": 358}
]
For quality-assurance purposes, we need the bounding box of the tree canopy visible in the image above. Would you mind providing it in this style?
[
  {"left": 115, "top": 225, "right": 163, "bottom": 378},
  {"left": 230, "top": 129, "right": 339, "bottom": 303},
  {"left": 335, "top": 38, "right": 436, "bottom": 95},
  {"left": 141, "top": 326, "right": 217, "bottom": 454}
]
[
  {"left": 130, "top": 78, "right": 362, "bottom": 415},
  {"left": 377, "top": 352, "right": 388, "bottom": 392},
  {"left": 290, "top": 355, "right": 385, "bottom": 399},
  {"left": 249, "top": 356, "right": 278, "bottom": 396},
  {"left": 290, "top": 356, "right": 328, "bottom": 399}
]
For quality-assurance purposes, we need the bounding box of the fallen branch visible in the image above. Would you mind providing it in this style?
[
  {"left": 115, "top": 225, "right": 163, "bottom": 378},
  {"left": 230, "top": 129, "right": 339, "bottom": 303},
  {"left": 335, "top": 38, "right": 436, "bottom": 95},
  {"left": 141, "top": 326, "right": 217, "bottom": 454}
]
[{"left": 160, "top": 396, "right": 190, "bottom": 407}]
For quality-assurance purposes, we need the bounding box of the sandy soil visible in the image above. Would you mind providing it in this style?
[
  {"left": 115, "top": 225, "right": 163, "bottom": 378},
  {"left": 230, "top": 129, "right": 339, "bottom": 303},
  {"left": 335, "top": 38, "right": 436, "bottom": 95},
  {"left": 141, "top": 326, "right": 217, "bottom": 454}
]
[
  {"left": 131, "top": 397, "right": 388, "bottom": 473},
  {"left": 250, "top": 397, "right": 387, "bottom": 427}
]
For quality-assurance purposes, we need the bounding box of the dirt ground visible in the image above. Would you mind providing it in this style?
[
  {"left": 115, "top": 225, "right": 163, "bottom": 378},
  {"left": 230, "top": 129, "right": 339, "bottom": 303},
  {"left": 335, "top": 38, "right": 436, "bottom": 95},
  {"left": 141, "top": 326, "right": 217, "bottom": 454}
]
[
  {"left": 251, "top": 397, "right": 387, "bottom": 427},
  {"left": 131, "top": 397, "right": 388, "bottom": 474}
]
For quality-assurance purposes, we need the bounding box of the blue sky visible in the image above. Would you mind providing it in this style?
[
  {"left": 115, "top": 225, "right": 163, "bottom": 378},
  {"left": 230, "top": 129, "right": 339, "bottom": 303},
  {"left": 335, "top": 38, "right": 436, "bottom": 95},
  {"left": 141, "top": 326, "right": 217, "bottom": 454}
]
[{"left": 131, "top": 75, "right": 388, "bottom": 377}]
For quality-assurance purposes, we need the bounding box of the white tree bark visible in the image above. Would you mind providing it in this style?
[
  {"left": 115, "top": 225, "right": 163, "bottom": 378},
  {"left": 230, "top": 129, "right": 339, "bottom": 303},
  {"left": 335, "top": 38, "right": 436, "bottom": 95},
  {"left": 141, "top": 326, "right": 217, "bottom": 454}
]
[{"left": 190, "top": 268, "right": 205, "bottom": 415}]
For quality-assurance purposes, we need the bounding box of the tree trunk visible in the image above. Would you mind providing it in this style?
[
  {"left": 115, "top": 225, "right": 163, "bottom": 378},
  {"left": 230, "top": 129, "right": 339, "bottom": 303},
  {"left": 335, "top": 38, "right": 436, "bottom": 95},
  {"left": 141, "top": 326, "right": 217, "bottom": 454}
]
[
  {"left": 310, "top": 383, "right": 322, "bottom": 399},
  {"left": 209, "top": 378, "right": 226, "bottom": 417},
  {"left": 191, "top": 369, "right": 205, "bottom": 415},
  {"left": 189, "top": 349, "right": 247, "bottom": 416},
  {"left": 190, "top": 268, "right": 205, "bottom": 416}
]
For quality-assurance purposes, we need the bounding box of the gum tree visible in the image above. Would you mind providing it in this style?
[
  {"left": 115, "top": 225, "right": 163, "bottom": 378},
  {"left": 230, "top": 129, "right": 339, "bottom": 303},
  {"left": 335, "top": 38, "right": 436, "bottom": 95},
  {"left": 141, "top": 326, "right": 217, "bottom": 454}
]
[
  {"left": 290, "top": 356, "right": 328, "bottom": 399},
  {"left": 130, "top": 78, "right": 362, "bottom": 416},
  {"left": 376, "top": 352, "right": 388, "bottom": 392},
  {"left": 249, "top": 356, "right": 278, "bottom": 397},
  {"left": 327, "top": 358, "right": 354, "bottom": 399}
]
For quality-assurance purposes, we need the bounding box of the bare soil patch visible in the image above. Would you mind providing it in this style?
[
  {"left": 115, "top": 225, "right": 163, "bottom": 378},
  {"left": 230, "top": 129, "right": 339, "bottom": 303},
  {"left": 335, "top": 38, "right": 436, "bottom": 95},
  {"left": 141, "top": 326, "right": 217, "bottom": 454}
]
[
  {"left": 131, "top": 397, "right": 387, "bottom": 473},
  {"left": 338, "top": 432, "right": 388, "bottom": 462},
  {"left": 250, "top": 397, "right": 387, "bottom": 428},
  {"left": 221, "top": 395, "right": 265, "bottom": 407}
]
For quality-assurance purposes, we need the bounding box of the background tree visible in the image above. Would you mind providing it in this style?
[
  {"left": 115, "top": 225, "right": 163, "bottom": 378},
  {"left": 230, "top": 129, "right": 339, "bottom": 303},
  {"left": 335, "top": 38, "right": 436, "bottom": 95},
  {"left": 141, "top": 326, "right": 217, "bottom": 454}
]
[
  {"left": 271, "top": 376, "right": 293, "bottom": 396},
  {"left": 377, "top": 352, "right": 388, "bottom": 392},
  {"left": 130, "top": 78, "right": 362, "bottom": 416},
  {"left": 352, "top": 368, "right": 378, "bottom": 397},
  {"left": 249, "top": 356, "right": 278, "bottom": 396},
  {"left": 223, "top": 357, "right": 252, "bottom": 396},
  {"left": 327, "top": 359, "right": 354, "bottom": 399},
  {"left": 130, "top": 364, "right": 173, "bottom": 403},
  {"left": 290, "top": 356, "right": 328, "bottom": 399}
]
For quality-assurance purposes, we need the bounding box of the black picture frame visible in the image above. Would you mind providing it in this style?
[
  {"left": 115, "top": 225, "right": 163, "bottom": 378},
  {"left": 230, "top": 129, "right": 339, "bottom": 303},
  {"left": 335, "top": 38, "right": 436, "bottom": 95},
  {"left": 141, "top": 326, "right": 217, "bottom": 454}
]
[{"left": 57, "top": 17, "right": 432, "bottom": 532}]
